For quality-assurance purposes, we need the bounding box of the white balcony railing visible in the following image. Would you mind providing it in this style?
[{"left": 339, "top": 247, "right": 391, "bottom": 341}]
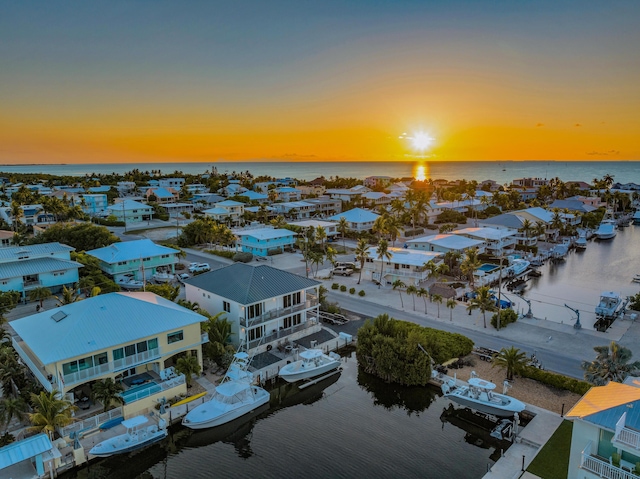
[
  {"left": 12, "top": 339, "right": 53, "bottom": 392},
  {"left": 240, "top": 298, "right": 319, "bottom": 327},
  {"left": 581, "top": 441, "right": 637, "bottom": 479},
  {"left": 615, "top": 412, "right": 640, "bottom": 450}
]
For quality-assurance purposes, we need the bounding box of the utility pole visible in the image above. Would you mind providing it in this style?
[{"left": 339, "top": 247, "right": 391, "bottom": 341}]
[
  {"left": 496, "top": 254, "right": 504, "bottom": 331},
  {"left": 122, "top": 200, "right": 127, "bottom": 233}
]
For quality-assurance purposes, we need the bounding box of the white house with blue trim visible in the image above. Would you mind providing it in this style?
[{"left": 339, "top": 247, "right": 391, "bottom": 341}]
[
  {"left": 203, "top": 200, "right": 245, "bottom": 226},
  {"left": 237, "top": 227, "right": 297, "bottom": 256},
  {"left": 71, "top": 193, "right": 108, "bottom": 216},
  {"left": 0, "top": 242, "right": 82, "bottom": 300}
]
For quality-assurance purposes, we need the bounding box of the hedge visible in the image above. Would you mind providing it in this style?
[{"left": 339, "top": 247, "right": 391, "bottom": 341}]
[{"left": 521, "top": 367, "right": 592, "bottom": 396}]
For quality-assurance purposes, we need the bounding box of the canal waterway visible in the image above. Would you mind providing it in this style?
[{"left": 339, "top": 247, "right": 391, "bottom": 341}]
[{"left": 62, "top": 353, "right": 504, "bottom": 479}]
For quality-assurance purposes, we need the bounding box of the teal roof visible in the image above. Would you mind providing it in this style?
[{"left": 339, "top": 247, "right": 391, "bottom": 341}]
[
  {"left": 0, "top": 257, "right": 82, "bottom": 279},
  {"left": 584, "top": 400, "right": 640, "bottom": 431},
  {"left": 0, "top": 433, "right": 53, "bottom": 469},
  {"left": 0, "top": 242, "right": 73, "bottom": 262},
  {"left": 185, "top": 263, "right": 320, "bottom": 305},
  {"left": 87, "top": 239, "right": 178, "bottom": 263}
]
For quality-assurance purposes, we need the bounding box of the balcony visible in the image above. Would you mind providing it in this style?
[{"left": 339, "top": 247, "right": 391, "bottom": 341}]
[
  {"left": 615, "top": 412, "right": 640, "bottom": 450},
  {"left": 581, "top": 441, "right": 637, "bottom": 478},
  {"left": 12, "top": 338, "right": 53, "bottom": 392},
  {"left": 239, "top": 298, "right": 319, "bottom": 327},
  {"left": 246, "top": 320, "right": 314, "bottom": 350}
]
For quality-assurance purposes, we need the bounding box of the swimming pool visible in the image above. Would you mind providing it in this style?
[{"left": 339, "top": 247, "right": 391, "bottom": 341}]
[
  {"left": 121, "top": 381, "right": 162, "bottom": 404},
  {"left": 477, "top": 264, "right": 499, "bottom": 273}
]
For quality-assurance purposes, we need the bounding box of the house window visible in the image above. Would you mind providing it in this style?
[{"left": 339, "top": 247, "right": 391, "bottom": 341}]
[
  {"left": 167, "top": 330, "right": 184, "bottom": 344},
  {"left": 402, "top": 264, "right": 410, "bottom": 269},
  {"left": 248, "top": 326, "right": 263, "bottom": 341},
  {"left": 161, "top": 254, "right": 170, "bottom": 258},
  {"left": 117, "top": 261, "right": 127, "bottom": 266},
  {"left": 94, "top": 352, "right": 108, "bottom": 365},
  {"left": 292, "top": 291, "right": 301, "bottom": 305},
  {"left": 247, "top": 303, "right": 262, "bottom": 319},
  {"left": 223, "top": 301, "right": 231, "bottom": 313},
  {"left": 143, "top": 257, "right": 151, "bottom": 261},
  {"left": 283, "top": 294, "right": 291, "bottom": 308},
  {"left": 293, "top": 313, "right": 301, "bottom": 326}
]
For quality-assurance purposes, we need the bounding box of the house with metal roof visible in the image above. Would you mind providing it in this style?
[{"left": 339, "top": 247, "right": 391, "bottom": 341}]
[
  {"left": 303, "top": 196, "right": 342, "bottom": 217},
  {"left": 362, "top": 246, "right": 442, "bottom": 287},
  {"left": 237, "top": 227, "right": 297, "bottom": 257},
  {"left": 0, "top": 242, "right": 81, "bottom": 300},
  {"left": 145, "top": 186, "right": 179, "bottom": 204},
  {"left": 184, "top": 263, "right": 321, "bottom": 352},
  {"left": 328, "top": 208, "right": 380, "bottom": 232},
  {"left": 0, "top": 229, "right": 13, "bottom": 248},
  {"left": 203, "top": 200, "right": 245, "bottom": 226},
  {"left": 0, "top": 433, "right": 60, "bottom": 479},
  {"left": 192, "top": 193, "right": 225, "bottom": 207},
  {"left": 287, "top": 220, "right": 339, "bottom": 239},
  {"left": 236, "top": 190, "right": 269, "bottom": 203},
  {"left": 566, "top": 381, "right": 640, "bottom": 478},
  {"left": 11, "top": 292, "right": 207, "bottom": 411},
  {"left": 271, "top": 201, "right": 316, "bottom": 220},
  {"left": 452, "top": 227, "right": 518, "bottom": 257},
  {"left": 406, "top": 234, "right": 485, "bottom": 254},
  {"left": 106, "top": 199, "right": 153, "bottom": 223},
  {"left": 274, "top": 187, "right": 302, "bottom": 202},
  {"left": 87, "top": 239, "right": 179, "bottom": 282},
  {"left": 70, "top": 193, "right": 108, "bottom": 216},
  {"left": 325, "top": 185, "right": 371, "bottom": 202}
]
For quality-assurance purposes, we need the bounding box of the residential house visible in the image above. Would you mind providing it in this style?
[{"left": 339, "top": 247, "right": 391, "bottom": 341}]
[
  {"left": 406, "top": 234, "right": 485, "bottom": 254},
  {"left": 107, "top": 200, "right": 153, "bottom": 223},
  {"left": 0, "top": 230, "right": 12, "bottom": 247},
  {"left": 478, "top": 213, "right": 537, "bottom": 248},
  {"left": 512, "top": 177, "right": 549, "bottom": 189},
  {"left": 116, "top": 181, "right": 137, "bottom": 195},
  {"left": 297, "top": 184, "right": 326, "bottom": 197},
  {"left": 236, "top": 227, "right": 297, "bottom": 256},
  {"left": 161, "top": 202, "right": 195, "bottom": 217},
  {"left": 364, "top": 176, "right": 393, "bottom": 188},
  {"left": 87, "top": 185, "right": 112, "bottom": 194},
  {"left": 363, "top": 246, "right": 442, "bottom": 287},
  {"left": 303, "top": 197, "right": 342, "bottom": 217},
  {"left": 222, "top": 182, "right": 247, "bottom": 197},
  {"left": 72, "top": 193, "right": 108, "bottom": 216},
  {"left": 271, "top": 201, "right": 315, "bottom": 220},
  {"left": 328, "top": 208, "right": 380, "bottom": 232},
  {"left": 287, "top": 220, "right": 339, "bottom": 240},
  {"left": 184, "top": 183, "right": 209, "bottom": 194},
  {"left": 274, "top": 187, "right": 302, "bottom": 202},
  {"left": 0, "top": 242, "right": 81, "bottom": 300},
  {"left": 325, "top": 185, "right": 371, "bottom": 203},
  {"left": 87, "top": 239, "right": 179, "bottom": 282},
  {"left": 452, "top": 227, "right": 517, "bottom": 257},
  {"left": 566, "top": 181, "right": 593, "bottom": 192},
  {"left": 203, "top": 200, "right": 245, "bottom": 226},
  {"left": 159, "top": 178, "right": 185, "bottom": 189},
  {"left": 480, "top": 179, "right": 501, "bottom": 192},
  {"left": 362, "top": 191, "right": 392, "bottom": 207},
  {"left": 10, "top": 292, "right": 207, "bottom": 414},
  {"left": 235, "top": 190, "right": 269, "bottom": 203},
  {"left": 184, "top": 263, "right": 321, "bottom": 352},
  {"left": 567, "top": 381, "right": 640, "bottom": 479},
  {"left": 146, "top": 187, "right": 180, "bottom": 204},
  {"left": 192, "top": 193, "right": 225, "bottom": 208}
]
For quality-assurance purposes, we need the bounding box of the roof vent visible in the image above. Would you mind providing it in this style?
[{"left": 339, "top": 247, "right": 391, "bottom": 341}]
[{"left": 51, "top": 311, "right": 67, "bottom": 322}]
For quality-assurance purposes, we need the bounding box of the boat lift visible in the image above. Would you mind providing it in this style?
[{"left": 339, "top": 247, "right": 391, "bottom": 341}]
[{"left": 564, "top": 303, "right": 582, "bottom": 330}]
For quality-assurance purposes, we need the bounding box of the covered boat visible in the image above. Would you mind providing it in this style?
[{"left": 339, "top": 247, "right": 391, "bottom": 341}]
[
  {"left": 441, "top": 376, "right": 525, "bottom": 418},
  {"left": 279, "top": 350, "right": 341, "bottom": 383},
  {"left": 595, "top": 291, "right": 622, "bottom": 318},
  {"left": 595, "top": 220, "right": 617, "bottom": 240},
  {"left": 89, "top": 415, "right": 167, "bottom": 457}
]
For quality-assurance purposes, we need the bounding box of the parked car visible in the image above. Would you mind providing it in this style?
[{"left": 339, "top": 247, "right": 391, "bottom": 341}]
[
  {"left": 336, "top": 262, "right": 356, "bottom": 270},
  {"left": 332, "top": 266, "right": 354, "bottom": 276},
  {"left": 177, "top": 273, "right": 190, "bottom": 283},
  {"left": 189, "top": 263, "right": 210, "bottom": 273}
]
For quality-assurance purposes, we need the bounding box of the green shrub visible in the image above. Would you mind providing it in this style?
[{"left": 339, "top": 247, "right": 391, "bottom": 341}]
[
  {"left": 93, "top": 217, "right": 125, "bottom": 227},
  {"left": 232, "top": 252, "right": 253, "bottom": 263},
  {"left": 349, "top": 287, "right": 356, "bottom": 294},
  {"left": 629, "top": 292, "right": 640, "bottom": 311},
  {"left": 205, "top": 250, "right": 234, "bottom": 259},
  {"left": 491, "top": 308, "right": 519, "bottom": 329},
  {"left": 358, "top": 290, "right": 366, "bottom": 297},
  {"left": 520, "top": 367, "right": 592, "bottom": 395},
  {"left": 331, "top": 283, "right": 340, "bottom": 290},
  {"left": 340, "top": 285, "right": 347, "bottom": 292},
  {"left": 435, "top": 210, "right": 467, "bottom": 224}
]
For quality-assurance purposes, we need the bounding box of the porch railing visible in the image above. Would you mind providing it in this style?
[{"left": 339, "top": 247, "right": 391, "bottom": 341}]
[
  {"left": 615, "top": 411, "right": 640, "bottom": 450},
  {"left": 12, "top": 338, "right": 53, "bottom": 392},
  {"left": 247, "top": 321, "right": 314, "bottom": 350},
  {"left": 61, "top": 407, "right": 123, "bottom": 438},
  {"left": 581, "top": 440, "right": 637, "bottom": 478},
  {"left": 119, "top": 374, "right": 186, "bottom": 404},
  {"left": 240, "top": 298, "right": 319, "bottom": 327}
]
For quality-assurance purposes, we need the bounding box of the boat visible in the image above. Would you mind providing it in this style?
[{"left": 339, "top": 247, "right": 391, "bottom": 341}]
[
  {"left": 153, "top": 271, "right": 175, "bottom": 283},
  {"left": 117, "top": 274, "right": 145, "bottom": 290},
  {"left": 278, "top": 349, "right": 341, "bottom": 383},
  {"left": 171, "top": 391, "right": 207, "bottom": 407},
  {"left": 633, "top": 274, "right": 640, "bottom": 283},
  {"left": 89, "top": 415, "right": 167, "bottom": 457},
  {"left": 574, "top": 235, "right": 587, "bottom": 250},
  {"left": 182, "top": 352, "right": 270, "bottom": 430},
  {"left": 634, "top": 210, "right": 640, "bottom": 225},
  {"left": 595, "top": 291, "right": 623, "bottom": 319},
  {"left": 441, "top": 374, "right": 525, "bottom": 418},
  {"left": 507, "top": 259, "right": 530, "bottom": 277},
  {"left": 595, "top": 220, "right": 617, "bottom": 240}
]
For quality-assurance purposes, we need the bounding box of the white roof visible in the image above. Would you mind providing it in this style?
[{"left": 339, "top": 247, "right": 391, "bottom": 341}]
[
  {"left": 516, "top": 207, "right": 553, "bottom": 223},
  {"left": 366, "top": 246, "right": 441, "bottom": 266},
  {"left": 453, "top": 227, "right": 516, "bottom": 241},
  {"left": 362, "top": 192, "right": 388, "bottom": 200},
  {"left": 88, "top": 239, "right": 178, "bottom": 263},
  {"left": 276, "top": 201, "right": 314, "bottom": 208},
  {"left": 240, "top": 228, "right": 296, "bottom": 240},
  {"left": 407, "top": 234, "right": 484, "bottom": 250},
  {"left": 11, "top": 292, "right": 205, "bottom": 364},
  {"left": 328, "top": 208, "right": 379, "bottom": 224}
]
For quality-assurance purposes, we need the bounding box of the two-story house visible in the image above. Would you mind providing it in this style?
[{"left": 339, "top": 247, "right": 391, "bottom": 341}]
[
  {"left": 158, "top": 178, "right": 185, "bottom": 189},
  {"left": 0, "top": 242, "right": 82, "bottom": 300},
  {"left": 87, "top": 239, "right": 179, "bottom": 282},
  {"left": 203, "top": 200, "right": 245, "bottom": 226},
  {"left": 236, "top": 228, "right": 297, "bottom": 257},
  {"left": 271, "top": 201, "right": 315, "bottom": 220},
  {"left": 106, "top": 200, "right": 153, "bottom": 223},
  {"left": 71, "top": 193, "right": 109, "bottom": 216},
  {"left": 184, "top": 264, "right": 321, "bottom": 353},
  {"left": 11, "top": 292, "right": 207, "bottom": 416},
  {"left": 328, "top": 208, "right": 380, "bottom": 232},
  {"left": 363, "top": 246, "right": 442, "bottom": 287},
  {"left": 406, "top": 234, "right": 485, "bottom": 254},
  {"left": 274, "top": 187, "right": 302, "bottom": 202},
  {"left": 325, "top": 185, "right": 371, "bottom": 203},
  {"left": 452, "top": 227, "right": 517, "bottom": 257}
]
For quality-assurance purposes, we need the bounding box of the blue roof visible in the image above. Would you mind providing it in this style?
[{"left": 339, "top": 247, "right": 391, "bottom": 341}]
[
  {"left": 0, "top": 257, "right": 82, "bottom": 279},
  {"left": 0, "top": 433, "right": 53, "bottom": 469},
  {"left": 87, "top": 239, "right": 178, "bottom": 263},
  {"left": 88, "top": 186, "right": 111, "bottom": 192},
  {"left": 328, "top": 208, "right": 379, "bottom": 224},
  {"left": 0, "top": 242, "right": 74, "bottom": 262},
  {"left": 584, "top": 400, "right": 640, "bottom": 431}
]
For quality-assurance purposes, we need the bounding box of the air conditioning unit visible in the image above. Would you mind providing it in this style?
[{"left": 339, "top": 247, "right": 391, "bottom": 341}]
[{"left": 310, "top": 340, "right": 318, "bottom": 348}]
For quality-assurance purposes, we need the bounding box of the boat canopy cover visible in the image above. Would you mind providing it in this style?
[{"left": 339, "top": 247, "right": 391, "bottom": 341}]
[
  {"left": 468, "top": 378, "right": 496, "bottom": 390},
  {"left": 300, "top": 349, "right": 324, "bottom": 360},
  {"left": 122, "top": 416, "right": 149, "bottom": 429},
  {"left": 217, "top": 380, "right": 251, "bottom": 397},
  {"left": 601, "top": 291, "right": 620, "bottom": 299},
  {"left": 234, "top": 352, "right": 249, "bottom": 360}
]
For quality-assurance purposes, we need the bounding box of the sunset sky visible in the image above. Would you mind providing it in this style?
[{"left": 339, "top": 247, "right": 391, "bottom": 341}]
[{"left": 1, "top": 1, "right": 639, "bottom": 164}]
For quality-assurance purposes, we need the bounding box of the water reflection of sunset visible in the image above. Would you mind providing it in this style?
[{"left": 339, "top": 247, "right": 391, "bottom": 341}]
[{"left": 413, "top": 163, "right": 429, "bottom": 182}]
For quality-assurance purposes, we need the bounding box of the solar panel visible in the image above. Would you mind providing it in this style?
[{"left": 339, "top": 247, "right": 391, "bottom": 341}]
[{"left": 51, "top": 311, "right": 67, "bottom": 322}]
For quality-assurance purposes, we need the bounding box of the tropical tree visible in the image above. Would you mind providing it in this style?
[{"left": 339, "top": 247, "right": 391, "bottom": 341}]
[
  {"left": 92, "top": 378, "right": 124, "bottom": 413},
  {"left": 0, "top": 291, "right": 21, "bottom": 325},
  {"left": 446, "top": 298, "right": 457, "bottom": 321},
  {"left": 406, "top": 285, "right": 418, "bottom": 311},
  {"left": 432, "top": 294, "right": 443, "bottom": 318},
  {"left": 582, "top": 341, "right": 640, "bottom": 385},
  {"left": 315, "top": 226, "right": 327, "bottom": 252},
  {"left": 29, "top": 286, "right": 52, "bottom": 308},
  {"left": 466, "top": 286, "right": 496, "bottom": 328},
  {"left": 54, "top": 285, "right": 83, "bottom": 306},
  {"left": 325, "top": 246, "right": 338, "bottom": 269},
  {"left": 392, "top": 279, "right": 406, "bottom": 308},
  {"left": 493, "top": 346, "right": 529, "bottom": 380},
  {"left": 175, "top": 354, "right": 201, "bottom": 388},
  {"left": 376, "top": 239, "right": 392, "bottom": 288},
  {"left": 0, "top": 396, "right": 27, "bottom": 433},
  {"left": 354, "top": 238, "right": 369, "bottom": 285},
  {"left": 337, "top": 217, "right": 349, "bottom": 251},
  {"left": 519, "top": 219, "right": 533, "bottom": 241},
  {"left": 417, "top": 287, "right": 429, "bottom": 314},
  {"left": 28, "top": 390, "right": 77, "bottom": 439},
  {"left": 460, "top": 248, "right": 482, "bottom": 290},
  {"left": 10, "top": 202, "right": 23, "bottom": 232},
  {"left": 145, "top": 283, "right": 181, "bottom": 302}
]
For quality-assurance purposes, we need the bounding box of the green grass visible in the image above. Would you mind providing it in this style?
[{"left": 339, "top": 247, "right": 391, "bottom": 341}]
[{"left": 526, "top": 420, "right": 573, "bottom": 479}]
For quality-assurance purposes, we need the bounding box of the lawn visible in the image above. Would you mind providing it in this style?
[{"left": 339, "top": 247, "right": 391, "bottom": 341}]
[{"left": 526, "top": 420, "right": 573, "bottom": 479}]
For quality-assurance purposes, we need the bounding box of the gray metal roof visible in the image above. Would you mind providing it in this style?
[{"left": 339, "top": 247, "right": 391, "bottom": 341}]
[
  {"left": 0, "top": 242, "right": 74, "bottom": 262},
  {"left": 0, "top": 257, "right": 83, "bottom": 279},
  {"left": 185, "top": 263, "right": 320, "bottom": 305},
  {"left": 11, "top": 292, "right": 206, "bottom": 364}
]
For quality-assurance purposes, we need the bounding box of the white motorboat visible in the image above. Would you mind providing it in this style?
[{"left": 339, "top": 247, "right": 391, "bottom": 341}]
[
  {"left": 595, "top": 291, "right": 623, "bottom": 319},
  {"left": 182, "top": 352, "right": 270, "bottom": 430},
  {"left": 441, "top": 375, "right": 525, "bottom": 418},
  {"left": 507, "top": 259, "right": 530, "bottom": 277},
  {"left": 279, "top": 350, "right": 341, "bottom": 383},
  {"left": 595, "top": 220, "right": 617, "bottom": 240},
  {"left": 574, "top": 235, "right": 587, "bottom": 250},
  {"left": 89, "top": 415, "right": 167, "bottom": 457},
  {"left": 117, "top": 274, "right": 145, "bottom": 290},
  {"left": 153, "top": 271, "right": 175, "bottom": 283}
]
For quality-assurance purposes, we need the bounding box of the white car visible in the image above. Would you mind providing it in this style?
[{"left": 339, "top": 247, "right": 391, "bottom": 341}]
[
  {"left": 189, "top": 263, "right": 210, "bottom": 273},
  {"left": 177, "top": 273, "right": 190, "bottom": 283}
]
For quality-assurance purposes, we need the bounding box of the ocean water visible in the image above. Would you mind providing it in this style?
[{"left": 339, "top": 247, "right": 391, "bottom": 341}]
[{"left": 1, "top": 160, "right": 639, "bottom": 184}]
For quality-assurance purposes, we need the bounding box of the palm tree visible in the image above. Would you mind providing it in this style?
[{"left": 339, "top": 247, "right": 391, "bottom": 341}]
[
  {"left": 392, "top": 279, "right": 406, "bottom": 308},
  {"left": 446, "top": 298, "right": 457, "bottom": 321},
  {"left": 432, "top": 294, "right": 443, "bottom": 318},
  {"left": 315, "top": 226, "right": 327, "bottom": 252},
  {"left": 28, "top": 390, "right": 77, "bottom": 439},
  {"left": 406, "top": 285, "right": 418, "bottom": 311},
  {"left": 325, "top": 246, "right": 338, "bottom": 269},
  {"left": 176, "top": 354, "right": 201, "bottom": 388},
  {"left": 417, "top": 287, "right": 429, "bottom": 314},
  {"left": 337, "top": 217, "right": 349, "bottom": 251},
  {"left": 0, "top": 396, "right": 27, "bottom": 433},
  {"left": 466, "top": 286, "right": 496, "bottom": 328},
  {"left": 92, "top": 378, "right": 124, "bottom": 412},
  {"left": 460, "top": 248, "right": 482, "bottom": 290},
  {"left": 492, "top": 346, "right": 529, "bottom": 380},
  {"left": 10, "top": 202, "right": 23, "bottom": 232},
  {"left": 29, "top": 286, "right": 52, "bottom": 308},
  {"left": 354, "top": 238, "right": 369, "bottom": 285},
  {"left": 581, "top": 341, "right": 640, "bottom": 385},
  {"left": 54, "top": 285, "right": 83, "bottom": 306},
  {"left": 376, "top": 239, "right": 391, "bottom": 288},
  {"left": 519, "top": 219, "right": 533, "bottom": 241}
]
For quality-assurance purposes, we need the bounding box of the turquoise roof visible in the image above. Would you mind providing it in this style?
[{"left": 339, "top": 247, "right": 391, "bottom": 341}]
[
  {"left": 87, "top": 239, "right": 177, "bottom": 263},
  {"left": 584, "top": 400, "right": 640, "bottom": 431},
  {"left": 0, "top": 433, "right": 53, "bottom": 469}
]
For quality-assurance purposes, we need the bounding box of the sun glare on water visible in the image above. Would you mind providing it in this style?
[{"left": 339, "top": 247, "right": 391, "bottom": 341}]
[{"left": 413, "top": 163, "right": 429, "bottom": 182}]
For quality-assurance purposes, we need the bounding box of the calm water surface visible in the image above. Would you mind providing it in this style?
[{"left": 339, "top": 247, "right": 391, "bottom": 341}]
[{"left": 63, "top": 354, "right": 505, "bottom": 479}]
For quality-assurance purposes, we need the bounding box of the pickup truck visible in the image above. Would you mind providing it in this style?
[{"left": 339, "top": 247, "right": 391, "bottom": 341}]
[{"left": 332, "top": 266, "right": 354, "bottom": 276}]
